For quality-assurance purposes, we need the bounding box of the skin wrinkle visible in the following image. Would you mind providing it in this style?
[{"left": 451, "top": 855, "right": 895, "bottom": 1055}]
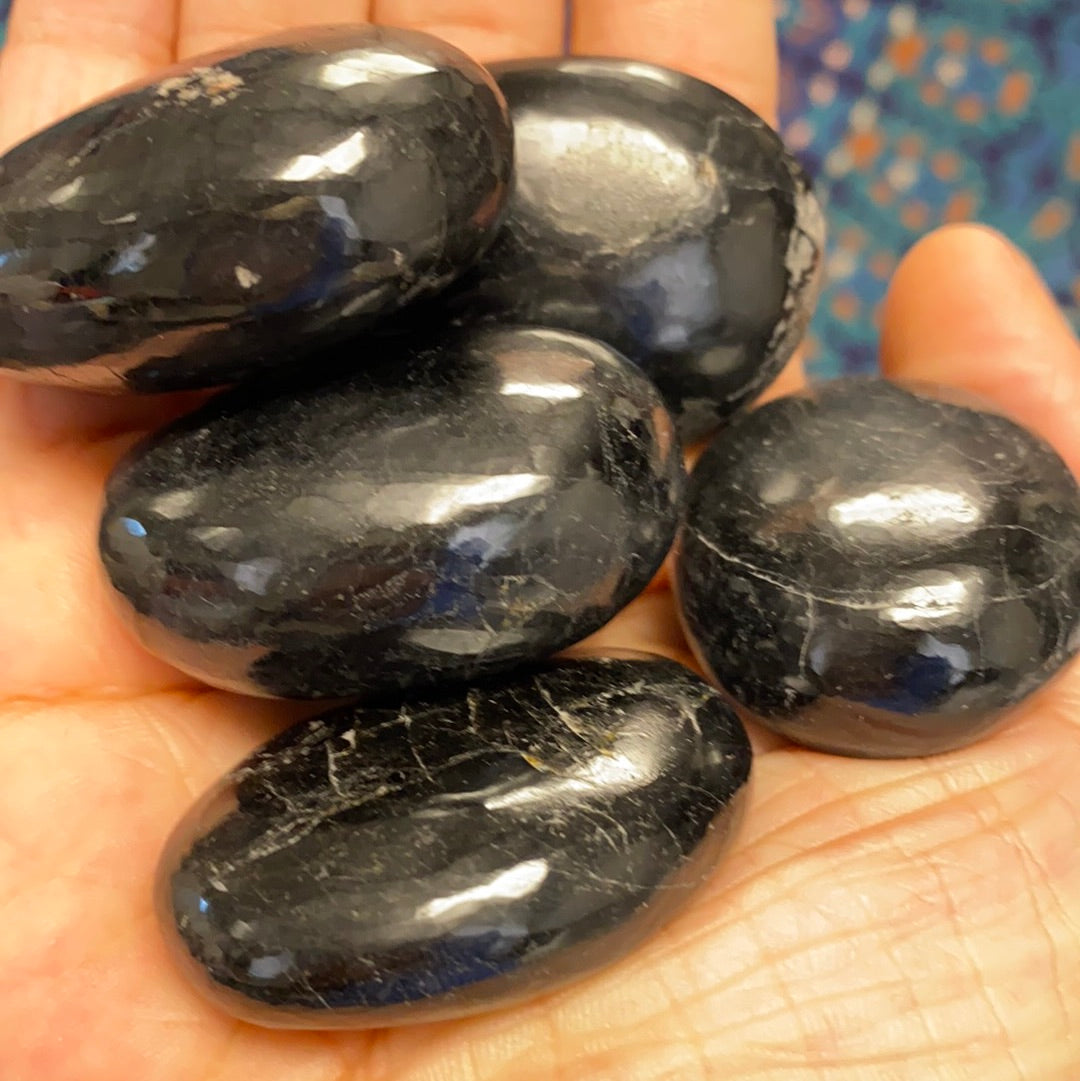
[
  {"left": 6, "top": 2, "right": 178, "bottom": 67},
  {"left": 977, "top": 791, "right": 1074, "bottom": 1042},
  {"left": 661, "top": 764, "right": 1076, "bottom": 1009},
  {"left": 641, "top": 956, "right": 714, "bottom": 1081},
  {"left": 896, "top": 855, "right": 1068, "bottom": 1077},
  {"left": 733, "top": 763, "right": 976, "bottom": 878},
  {"left": 925, "top": 854, "right": 1027, "bottom": 1078},
  {"left": 708, "top": 913, "right": 1020, "bottom": 1076},
  {"left": 705, "top": 772, "right": 1053, "bottom": 925}
]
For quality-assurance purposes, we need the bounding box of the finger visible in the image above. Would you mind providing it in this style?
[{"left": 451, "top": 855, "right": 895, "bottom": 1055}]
[
  {"left": 0, "top": 430, "right": 204, "bottom": 700},
  {"left": 0, "top": 0, "right": 177, "bottom": 150},
  {"left": 176, "top": 0, "right": 371, "bottom": 59},
  {"left": 881, "top": 224, "right": 1080, "bottom": 475},
  {"left": 0, "top": 0, "right": 198, "bottom": 699},
  {"left": 0, "top": 376, "right": 226, "bottom": 702},
  {"left": 371, "top": 0, "right": 566, "bottom": 62},
  {"left": 571, "top": 0, "right": 779, "bottom": 124}
]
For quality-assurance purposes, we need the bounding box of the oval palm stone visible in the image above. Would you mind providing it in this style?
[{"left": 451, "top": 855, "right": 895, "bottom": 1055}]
[
  {"left": 158, "top": 656, "right": 752, "bottom": 1028},
  {"left": 100, "top": 325, "right": 683, "bottom": 698},
  {"left": 0, "top": 26, "right": 512, "bottom": 391},
  {"left": 676, "top": 379, "right": 1080, "bottom": 757},
  {"left": 438, "top": 57, "right": 826, "bottom": 441}
]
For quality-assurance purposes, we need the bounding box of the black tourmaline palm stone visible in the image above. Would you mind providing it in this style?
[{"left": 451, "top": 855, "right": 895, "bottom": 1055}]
[
  {"left": 99, "top": 326, "right": 684, "bottom": 699},
  {"left": 676, "top": 379, "right": 1080, "bottom": 758},
  {"left": 0, "top": 26, "right": 513, "bottom": 391},
  {"left": 438, "top": 57, "right": 826, "bottom": 442},
  {"left": 158, "top": 656, "right": 752, "bottom": 1028}
]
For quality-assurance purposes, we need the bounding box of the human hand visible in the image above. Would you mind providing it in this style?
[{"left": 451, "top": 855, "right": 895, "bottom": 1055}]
[{"left": 1, "top": 2, "right": 1078, "bottom": 1078}]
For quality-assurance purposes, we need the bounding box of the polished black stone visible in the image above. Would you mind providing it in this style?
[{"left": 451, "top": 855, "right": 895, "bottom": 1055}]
[
  {"left": 100, "top": 325, "right": 683, "bottom": 698},
  {"left": 158, "top": 655, "right": 751, "bottom": 1028},
  {"left": 676, "top": 379, "right": 1080, "bottom": 758},
  {"left": 433, "top": 57, "right": 825, "bottom": 442},
  {"left": 0, "top": 26, "right": 512, "bottom": 391}
]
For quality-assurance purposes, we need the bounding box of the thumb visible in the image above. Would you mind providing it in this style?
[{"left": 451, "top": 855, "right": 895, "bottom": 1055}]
[{"left": 880, "top": 223, "right": 1080, "bottom": 475}]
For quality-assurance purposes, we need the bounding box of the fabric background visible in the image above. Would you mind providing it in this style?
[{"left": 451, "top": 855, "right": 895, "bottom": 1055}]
[
  {"left": 777, "top": 0, "right": 1079, "bottom": 377},
  {"left": 0, "top": 0, "right": 1075, "bottom": 378}
]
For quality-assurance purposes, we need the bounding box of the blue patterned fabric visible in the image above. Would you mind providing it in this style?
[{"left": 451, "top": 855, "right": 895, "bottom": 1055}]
[
  {"left": 0, "top": 1, "right": 1075, "bottom": 378},
  {"left": 778, "top": 0, "right": 1080, "bottom": 376}
]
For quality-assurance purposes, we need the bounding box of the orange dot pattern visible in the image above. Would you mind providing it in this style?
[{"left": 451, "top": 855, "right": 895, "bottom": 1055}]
[{"left": 777, "top": 0, "right": 1078, "bottom": 375}]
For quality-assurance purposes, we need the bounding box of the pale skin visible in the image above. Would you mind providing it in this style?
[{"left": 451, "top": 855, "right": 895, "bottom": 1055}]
[{"left": 1, "top": 2, "right": 1079, "bottom": 1078}]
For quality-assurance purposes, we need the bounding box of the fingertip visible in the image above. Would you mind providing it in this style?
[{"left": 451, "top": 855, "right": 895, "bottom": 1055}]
[
  {"left": 881, "top": 223, "right": 1080, "bottom": 473},
  {"left": 883, "top": 223, "right": 1071, "bottom": 340}
]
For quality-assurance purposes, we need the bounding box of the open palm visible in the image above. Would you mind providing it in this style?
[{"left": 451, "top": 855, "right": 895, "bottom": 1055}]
[{"left": 2, "top": 2, "right": 1079, "bottom": 1078}]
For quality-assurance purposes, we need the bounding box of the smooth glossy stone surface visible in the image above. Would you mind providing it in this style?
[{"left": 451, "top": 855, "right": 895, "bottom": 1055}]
[
  {"left": 158, "top": 655, "right": 751, "bottom": 1028},
  {"left": 436, "top": 57, "right": 825, "bottom": 442},
  {"left": 101, "top": 326, "right": 683, "bottom": 698},
  {"left": 676, "top": 379, "right": 1080, "bottom": 758},
  {"left": 0, "top": 26, "right": 512, "bottom": 391}
]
